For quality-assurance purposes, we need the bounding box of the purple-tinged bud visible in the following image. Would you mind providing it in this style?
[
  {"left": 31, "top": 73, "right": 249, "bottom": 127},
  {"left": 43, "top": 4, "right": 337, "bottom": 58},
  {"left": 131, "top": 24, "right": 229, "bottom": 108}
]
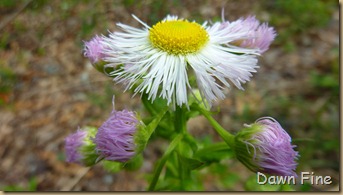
[
  {"left": 238, "top": 16, "right": 276, "bottom": 53},
  {"left": 83, "top": 35, "right": 118, "bottom": 75},
  {"left": 94, "top": 110, "right": 140, "bottom": 162},
  {"left": 65, "top": 126, "right": 99, "bottom": 166},
  {"left": 220, "top": 16, "right": 276, "bottom": 53},
  {"left": 65, "top": 128, "right": 87, "bottom": 164},
  {"left": 83, "top": 35, "right": 106, "bottom": 64},
  {"left": 234, "top": 117, "right": 299, "bottom": 177}
]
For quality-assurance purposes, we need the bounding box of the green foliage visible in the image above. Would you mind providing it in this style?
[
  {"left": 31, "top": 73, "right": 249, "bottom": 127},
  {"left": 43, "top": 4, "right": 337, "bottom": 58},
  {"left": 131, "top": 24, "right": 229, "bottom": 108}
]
[
  {"left": 86, "top": 81, "right": 114, "bottom": 110},
  {"left": 0, "top": 0, "right": 20, "bottom": 8},
  {"left": 135, "top": 106, "right": 168, "bottom": 155},
  {"left": 0, "top": 66, "right": 16, "bottom": 106},
  {"left": 272, "top": 0, "right": 334, "bottom": 29},
  {"left": 0, "top": 32, "right": 10, "bottom": 49},
  {"left": 0, "top": 66, "right": 16, "bottom": 94},
  {"left": 178, "top": 154, "right": 204, "bottom": 170},
  {"left": 123, "top": 154, "right": 144, "bottom": 171},
  {"left": 123, "top": 0, "right": 135, "bottom": 7},
  {"left": 102, "top": 160, "right": 122, "bottom": 173},
  {"left": 244, "top": 175, "right": 295, "bottom": 191},
  {"left": 3, "top": 177, "right": 38, "bottom": 191},
  {"left": 80, "top": 13, "right": 98, "bottom": 38},
  {"left": 310, "top": 51, "right": 339, "bottom": 98},
  {"left": 265, "top": 0, "right": 336, "bottom": 49},
  {"left": 102, "top": 155, "right": 146, "bottom": 173},
  {"left": 149, "top": 133, "right": 239, "bottom": 191},
  {"left": 194, "top": 140, "right": 234, "bottom": 163},
  {"left": 30, "top": 0, "right": 48, "bottom": 9},
  {"left": 310, "top": 71, "right": 339, "bottom": 93}
]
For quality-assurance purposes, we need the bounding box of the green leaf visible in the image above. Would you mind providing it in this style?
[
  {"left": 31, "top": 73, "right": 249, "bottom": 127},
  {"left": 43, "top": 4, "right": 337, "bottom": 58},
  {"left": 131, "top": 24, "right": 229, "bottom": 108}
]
[
  {"left": 148, "top": 134, "right": 184, "bottom": 191},
  {"left": 186, "top": 110, "right": 201, "bottom": 119},
  {"left": 183, "top": 133, "right": 198, "bottom": 153},
  {"left": 195, "top": 142, "right": 234, "bottom": 163},
  {"left": 178, "top": 139, "right": 194, "bottom": 158},
  {"left": 27, "top": 177, "right": 38, "bottom": 191},
  {"left": 3, "top": 177, "right": 38, "bottom": 191},
  {"left": 155, "top": 177, "right": 181, "bottom": 191},
  {"left": 220, "top": 173, "right": 240, "bottom": 189},
  {"left": 178, "top": 154, "right": 204, "bottom": 170},
  {"left": 4, "top": 185, "right": 24, "bottom": 191},
  {"left": 279, "top": 184, "right": 295, "bottom": 191},
  {"left": 101, "top": 160, "right": 122, "bottom": 173},
  {"left": 165, "top": 153, "right": 179, "bottom": 178},
  {"left": 299, "top": 182, "right": 312, "bottom": 191},
  {"left": 244, "top": 175, "right": 295, "bottom": 191},
  {"left": 0, "top": 66, "right": 16, "bottom": 93},
  {"left": 134, "top": 107, "right": 169, "bottom": 155},
  {"left": 141, "top": 93, "right": 168, "bottom": 116}
]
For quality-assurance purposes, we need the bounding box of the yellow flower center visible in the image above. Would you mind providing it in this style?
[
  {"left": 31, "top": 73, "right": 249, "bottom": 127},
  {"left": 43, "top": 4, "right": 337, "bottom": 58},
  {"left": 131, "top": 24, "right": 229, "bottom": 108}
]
[{"left": 149, "top": 20, "right": 209, "bottom": 55}]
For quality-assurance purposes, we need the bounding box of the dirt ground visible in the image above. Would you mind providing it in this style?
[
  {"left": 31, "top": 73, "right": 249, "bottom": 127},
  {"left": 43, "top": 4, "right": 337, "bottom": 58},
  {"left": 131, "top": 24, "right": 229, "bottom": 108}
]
[{"left": 0, "top": 0, "right": 339, "bottom": 191}]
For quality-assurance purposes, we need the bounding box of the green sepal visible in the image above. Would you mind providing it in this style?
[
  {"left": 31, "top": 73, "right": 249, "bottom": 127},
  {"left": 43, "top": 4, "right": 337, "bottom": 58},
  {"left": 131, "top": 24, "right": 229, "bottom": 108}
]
[
  {"left": 235, "top": 123, "right": 263, "bottom": 141},
  {"left": 123, "top": 154, "right": 144, "bottom": 171},
  {"left": 134, "top": 107, "right": 169, "bottom": 156},
  {"left": 92, "top": 61, "right": 117, "bottom": 76},
  {"left": 102, "top": 160, "right": 122, "bottom": 173},
  {"left": 233, "top": 123, "right": 264, "bottom": 173},
  {"left": 79, "top": 126, "right": 100, "bottom": 166}
]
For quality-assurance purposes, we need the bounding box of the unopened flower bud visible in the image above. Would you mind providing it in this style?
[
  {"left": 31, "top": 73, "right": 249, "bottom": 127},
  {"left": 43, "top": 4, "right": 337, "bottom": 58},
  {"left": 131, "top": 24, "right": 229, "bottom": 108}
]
[
  {"left": 220, "top": 16, "right": 276, "bottom": 53},
  {"left": 84, "top": 35, "right": 112, "bottom": 73},
  {"left": 65, "top": 126, "right": 99, "bottom": 166},
  {"left": 94, "top": 109, "right": 140, "bottom": 162},
  {"left": 234, "top": 117, "right": 299, "bottom": 176}
]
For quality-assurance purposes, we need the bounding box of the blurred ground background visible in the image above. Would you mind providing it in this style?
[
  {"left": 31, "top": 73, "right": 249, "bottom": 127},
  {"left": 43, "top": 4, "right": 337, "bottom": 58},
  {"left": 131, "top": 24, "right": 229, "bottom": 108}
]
[{"left": 0, "top": 0, "right": 339, "bottom": 191}]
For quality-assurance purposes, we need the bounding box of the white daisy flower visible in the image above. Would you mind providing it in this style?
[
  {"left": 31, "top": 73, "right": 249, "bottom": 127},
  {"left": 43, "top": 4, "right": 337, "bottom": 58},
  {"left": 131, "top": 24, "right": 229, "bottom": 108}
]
[{"left": 101, "top": 14, "right": 273, "bottom": 108}]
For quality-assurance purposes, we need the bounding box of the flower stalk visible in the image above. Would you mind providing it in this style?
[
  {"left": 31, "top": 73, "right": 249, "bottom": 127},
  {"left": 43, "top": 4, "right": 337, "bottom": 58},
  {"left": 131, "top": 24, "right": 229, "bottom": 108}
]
[
  {"left": 192, "top": 104, "right": 235, "bottom": 148},
  {"left": 148, "top": 134, "right": 184, "bottom": 191}
]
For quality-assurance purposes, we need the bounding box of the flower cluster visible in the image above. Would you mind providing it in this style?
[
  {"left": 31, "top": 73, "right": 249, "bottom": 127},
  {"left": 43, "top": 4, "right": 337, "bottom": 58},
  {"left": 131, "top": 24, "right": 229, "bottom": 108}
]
[
  {"left": 84, "top": 14, "right": 275, "bottom": 108},
  {"left": 78, "top": 12, "right": 300, "bottom": 185},
  {"left": 65, "top": 109, "right": 140, "bottom": 165}
]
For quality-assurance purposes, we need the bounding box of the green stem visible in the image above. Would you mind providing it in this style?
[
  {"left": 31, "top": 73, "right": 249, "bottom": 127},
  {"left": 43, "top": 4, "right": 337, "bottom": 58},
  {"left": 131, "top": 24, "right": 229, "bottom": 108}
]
[
  {"left": 174, "top": 106, "right": 188, "bottom": 189},
  {"left": 148, "top": 134, "right": 184, "bottom": 191},
  {"left": 174, "top": 106, "right": 187, "bottom": 134},
  {"left": 177, "top": 152, "right": 185, "bottom": 189},
  {"left": 195, "top": 142, "right": 232, "bottom": 155},
  {"left": 192, "top": 104, "right": 235, "bottom": 148}
]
